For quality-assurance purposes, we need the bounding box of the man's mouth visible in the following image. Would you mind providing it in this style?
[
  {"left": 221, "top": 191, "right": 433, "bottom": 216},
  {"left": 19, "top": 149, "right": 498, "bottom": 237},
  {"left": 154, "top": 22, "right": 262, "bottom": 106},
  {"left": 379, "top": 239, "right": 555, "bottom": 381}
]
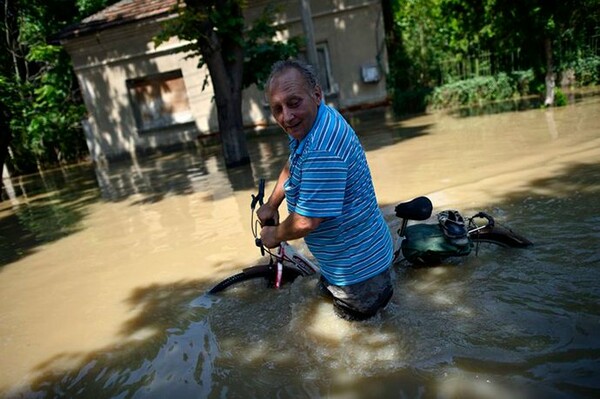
[{"left": 286, "top": 122, "right": 301, "bottom": 131}]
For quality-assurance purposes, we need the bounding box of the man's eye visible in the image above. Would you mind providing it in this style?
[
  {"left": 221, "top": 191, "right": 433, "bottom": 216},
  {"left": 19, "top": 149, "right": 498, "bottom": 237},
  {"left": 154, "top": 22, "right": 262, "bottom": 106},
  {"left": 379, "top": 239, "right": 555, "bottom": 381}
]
[{"left": 289, "top": 99, "right": 300, "bottom": 108}]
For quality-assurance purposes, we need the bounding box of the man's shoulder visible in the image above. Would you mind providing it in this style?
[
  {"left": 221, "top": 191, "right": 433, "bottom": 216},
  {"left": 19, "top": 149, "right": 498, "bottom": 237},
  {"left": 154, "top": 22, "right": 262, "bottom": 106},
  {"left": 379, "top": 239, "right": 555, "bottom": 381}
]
[
  {"left": 312, "top": 105, "right": 354, "bottom": 145},
  {"left": 320, "top": 103, "right": 349, "bottom": 127}
]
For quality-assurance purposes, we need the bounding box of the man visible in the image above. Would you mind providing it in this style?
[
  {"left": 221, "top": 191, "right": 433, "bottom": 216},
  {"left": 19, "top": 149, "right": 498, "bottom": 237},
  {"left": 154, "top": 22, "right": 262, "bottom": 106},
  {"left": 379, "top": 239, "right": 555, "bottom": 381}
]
[{"left": 258, "top": 59, "right": 393, "bottom": 321}]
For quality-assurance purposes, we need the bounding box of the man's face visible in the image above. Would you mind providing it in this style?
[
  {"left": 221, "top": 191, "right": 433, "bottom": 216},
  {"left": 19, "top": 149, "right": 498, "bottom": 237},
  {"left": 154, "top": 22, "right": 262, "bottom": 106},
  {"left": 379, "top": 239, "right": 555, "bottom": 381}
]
[{"left": 267, "top": 68, "right": 322, "bottom": 141}]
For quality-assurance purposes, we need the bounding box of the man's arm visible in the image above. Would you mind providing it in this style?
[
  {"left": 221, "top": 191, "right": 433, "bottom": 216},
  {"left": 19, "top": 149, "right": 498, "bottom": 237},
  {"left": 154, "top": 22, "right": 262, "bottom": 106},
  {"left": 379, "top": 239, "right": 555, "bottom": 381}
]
[
  {"left": 267, "top": 162, "right": 289, "bottom": 209},
  {"left": 258, "top": 162, "right": 324, "bottom": 248},
  {"left": 260, "top": 212, "right": 323, "bottom": 248}
]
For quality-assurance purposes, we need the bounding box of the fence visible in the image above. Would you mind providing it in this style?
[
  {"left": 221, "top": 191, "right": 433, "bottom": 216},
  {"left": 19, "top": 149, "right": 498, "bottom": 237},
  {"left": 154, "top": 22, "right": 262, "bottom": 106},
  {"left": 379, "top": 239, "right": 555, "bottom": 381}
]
[{"left": 439, "top": 51, "right": 524, "bottom": 84}]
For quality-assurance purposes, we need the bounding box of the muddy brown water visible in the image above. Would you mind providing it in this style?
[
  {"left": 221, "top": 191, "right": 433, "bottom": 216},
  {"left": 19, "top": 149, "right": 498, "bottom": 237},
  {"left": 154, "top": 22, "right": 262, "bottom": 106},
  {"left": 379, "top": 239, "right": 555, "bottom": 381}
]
[{"left": 1, "top": 95, "right": 599, "bottom": 398}]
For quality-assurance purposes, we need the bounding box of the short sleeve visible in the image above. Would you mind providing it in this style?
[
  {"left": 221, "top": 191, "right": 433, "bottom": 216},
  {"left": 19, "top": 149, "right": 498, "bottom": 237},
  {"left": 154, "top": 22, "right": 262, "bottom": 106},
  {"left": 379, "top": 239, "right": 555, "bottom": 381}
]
[{"left": 295, "top": 150, "right": 347, "bottom": 218}]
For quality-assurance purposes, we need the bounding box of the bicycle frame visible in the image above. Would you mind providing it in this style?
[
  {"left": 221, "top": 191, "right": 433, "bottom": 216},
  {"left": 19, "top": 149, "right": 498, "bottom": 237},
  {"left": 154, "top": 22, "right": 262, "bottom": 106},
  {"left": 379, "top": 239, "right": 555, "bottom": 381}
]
[
  {"left": 268, "top": 242, "right": 319, "bottom": 288},
  {"left": 251, "top": 179, "right": 318, "bottom": 286}
]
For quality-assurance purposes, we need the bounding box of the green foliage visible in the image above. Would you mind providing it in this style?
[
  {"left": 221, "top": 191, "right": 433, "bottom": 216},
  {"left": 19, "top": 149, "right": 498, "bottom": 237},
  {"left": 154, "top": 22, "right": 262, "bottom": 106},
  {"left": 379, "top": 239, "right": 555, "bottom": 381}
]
[
  {"left": 76, "top": 0, "right": 117, "bottom": 16},
  {"left": 243, "top": 6, "right": 302, "bottom": 89},
  {"left": 0, "top": 0, "right": 119, "bottom": 174},
  {"left": 429, "top": 73, "right": 531, "bottom": 109},
  {"left": 567, "top": 55, "right": 600, "bottom": 86},
  {"left": 1, "top": 45, "right": 87, "bottom": 173},
  {"left": 510, "top": 69, "right": 536, "bottom": 96},
  {"left": 155, "top": 1, "right": 299, "bottom": 90},
  {"left": 391, "top": 87, "right": 433, "bottom": 115},
  {"left": 388, "top": 0, "right": 600, "bottom": 113},
  {"left": 554, "top": 88, "right": 568, "bottom": 106},
  {"left": 395, "top": 0, "right": 446, "bottom": 87}
]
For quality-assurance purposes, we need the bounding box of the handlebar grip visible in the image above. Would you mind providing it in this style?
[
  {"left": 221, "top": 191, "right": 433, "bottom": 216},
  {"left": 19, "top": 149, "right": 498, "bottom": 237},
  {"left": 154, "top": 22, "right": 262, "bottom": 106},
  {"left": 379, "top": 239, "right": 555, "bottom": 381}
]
[
  {"left": 472, "top": 212, "right": 495, "bottom": 228},
  {"left": 255, "top": 238, "right": 265, "bottom": 256},
  {"left": 263, "top": 218, "right": 276, "bottom": 226}
]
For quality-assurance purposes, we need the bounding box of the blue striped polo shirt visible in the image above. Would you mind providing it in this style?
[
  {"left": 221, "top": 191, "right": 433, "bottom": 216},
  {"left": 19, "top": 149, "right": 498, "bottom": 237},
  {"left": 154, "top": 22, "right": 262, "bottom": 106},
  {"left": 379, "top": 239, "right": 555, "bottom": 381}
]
[{"left": 284, "top": 101, "right": 393, "bottom": 286}]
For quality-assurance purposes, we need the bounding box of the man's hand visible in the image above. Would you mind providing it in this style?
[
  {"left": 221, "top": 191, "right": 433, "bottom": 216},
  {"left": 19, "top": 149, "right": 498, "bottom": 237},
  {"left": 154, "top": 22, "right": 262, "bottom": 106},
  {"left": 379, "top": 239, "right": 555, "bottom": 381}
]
[
  {"left": 259, "top": 225, "right": 281, "bottom": 248},
  {"left": 257, "top": 203, "right": 279, "bottom": 226}
]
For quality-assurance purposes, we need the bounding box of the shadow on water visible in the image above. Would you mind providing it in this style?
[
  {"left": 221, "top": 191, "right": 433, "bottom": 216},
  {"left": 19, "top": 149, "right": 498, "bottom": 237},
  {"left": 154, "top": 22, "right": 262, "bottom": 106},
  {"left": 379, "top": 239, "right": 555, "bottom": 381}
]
[
  {"left": 25, "top": 279, "right": 215, "bottom": 398},
  {"left": 7, "top": 161, "right": 599, "bottom": 398},
  {"left": 343, "top": 106, "right": 433, "bottom": 152}
]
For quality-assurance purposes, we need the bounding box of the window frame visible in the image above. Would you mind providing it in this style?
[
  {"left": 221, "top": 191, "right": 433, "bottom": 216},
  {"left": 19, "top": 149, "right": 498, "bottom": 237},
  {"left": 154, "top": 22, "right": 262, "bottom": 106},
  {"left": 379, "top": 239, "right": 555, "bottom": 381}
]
[{"left": 126, "top": 69, "right": 194, "bottom": 133}]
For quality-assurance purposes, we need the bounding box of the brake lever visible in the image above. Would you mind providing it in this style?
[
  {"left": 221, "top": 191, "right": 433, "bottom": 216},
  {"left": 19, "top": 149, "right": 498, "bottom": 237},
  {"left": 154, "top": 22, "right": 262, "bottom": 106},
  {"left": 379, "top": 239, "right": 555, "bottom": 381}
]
[
  {"left": 251, "top": 178, "right": 266, "bottom": 210},
  {"left": 256, "top": 238, "right": 265, "bottom": 256}
]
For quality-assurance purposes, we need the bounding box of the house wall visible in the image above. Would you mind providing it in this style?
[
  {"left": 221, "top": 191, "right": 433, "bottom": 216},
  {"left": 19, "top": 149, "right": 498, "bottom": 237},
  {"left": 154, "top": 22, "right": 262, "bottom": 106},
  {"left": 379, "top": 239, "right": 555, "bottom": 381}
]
[
  {"left": 63, "top": 15, "right": 216, "bottom": 162},
  {"left": 62, "top": 0, "right": 388, "bottom": 162},
  {"left": 243, "top": 0, "right": 388, "bottom": 125}
]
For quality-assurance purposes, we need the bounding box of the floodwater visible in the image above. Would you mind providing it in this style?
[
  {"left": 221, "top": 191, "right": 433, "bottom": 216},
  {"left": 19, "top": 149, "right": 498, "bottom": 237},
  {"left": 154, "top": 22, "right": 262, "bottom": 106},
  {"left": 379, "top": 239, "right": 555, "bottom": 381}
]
[{"left": 1, "top": 94, "right": 599, "bottom": 398}]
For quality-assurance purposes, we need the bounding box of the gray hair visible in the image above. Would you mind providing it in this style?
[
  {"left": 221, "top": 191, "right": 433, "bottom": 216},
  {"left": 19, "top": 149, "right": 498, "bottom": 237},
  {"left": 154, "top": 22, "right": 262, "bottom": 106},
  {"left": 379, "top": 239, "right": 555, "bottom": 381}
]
[{"left": 265, "top": 59, "right": 320, "bottom": 95}]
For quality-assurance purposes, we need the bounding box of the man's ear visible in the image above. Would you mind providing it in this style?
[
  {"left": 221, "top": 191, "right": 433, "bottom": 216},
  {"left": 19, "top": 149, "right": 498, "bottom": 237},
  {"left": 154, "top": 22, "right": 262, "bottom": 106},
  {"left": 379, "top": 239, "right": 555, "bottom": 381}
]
[{"left": 314, "top": 85, "right": 323, "bottom": 102}]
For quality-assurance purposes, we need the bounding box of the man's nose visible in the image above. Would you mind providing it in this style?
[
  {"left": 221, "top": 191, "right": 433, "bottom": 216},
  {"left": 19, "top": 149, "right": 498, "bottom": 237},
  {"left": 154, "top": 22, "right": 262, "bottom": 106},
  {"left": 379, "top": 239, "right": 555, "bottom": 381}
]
[{"left": 283, "top": 107, "right": 294, "bottom": 123}]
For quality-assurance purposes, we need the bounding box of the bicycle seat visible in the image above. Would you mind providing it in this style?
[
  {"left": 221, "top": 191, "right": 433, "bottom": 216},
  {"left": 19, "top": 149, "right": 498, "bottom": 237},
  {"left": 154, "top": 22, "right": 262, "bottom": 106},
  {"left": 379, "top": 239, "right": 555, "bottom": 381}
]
[{"left": 394, "top": 196, "right": 433, "bottom": 221}]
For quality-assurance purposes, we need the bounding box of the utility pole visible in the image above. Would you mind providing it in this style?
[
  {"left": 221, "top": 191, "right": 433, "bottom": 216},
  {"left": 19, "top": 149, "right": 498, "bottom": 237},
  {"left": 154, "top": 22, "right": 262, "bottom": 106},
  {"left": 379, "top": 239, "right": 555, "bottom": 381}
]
[{"left": 300, "top": 0, "right": 319, "bottom": 73}]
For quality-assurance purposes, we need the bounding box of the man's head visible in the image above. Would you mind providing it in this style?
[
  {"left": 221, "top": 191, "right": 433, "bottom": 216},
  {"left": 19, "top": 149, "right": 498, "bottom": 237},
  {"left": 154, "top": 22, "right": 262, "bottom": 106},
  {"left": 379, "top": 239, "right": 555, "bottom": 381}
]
[{"left": 265, "top": 60, "right": 323, "bottom": 141}]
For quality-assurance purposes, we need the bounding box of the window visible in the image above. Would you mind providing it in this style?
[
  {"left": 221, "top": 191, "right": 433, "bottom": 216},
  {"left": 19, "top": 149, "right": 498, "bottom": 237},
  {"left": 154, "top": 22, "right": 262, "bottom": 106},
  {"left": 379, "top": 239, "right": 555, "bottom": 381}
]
[
  {"left": 127, "top": 70, "right": 193, "bottom": 131},
  {"left": 299, "top": 43, "right": 337, "bottom": 95}
]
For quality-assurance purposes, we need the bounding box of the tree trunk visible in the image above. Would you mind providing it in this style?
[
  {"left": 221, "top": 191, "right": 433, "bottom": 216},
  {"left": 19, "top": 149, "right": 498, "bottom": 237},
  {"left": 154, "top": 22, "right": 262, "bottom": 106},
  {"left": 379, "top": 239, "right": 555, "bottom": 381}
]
[
  {"left": 212, "top": 81, "right": 249, "bottom": 167},
  {"left": 204, "top": 47, "right": 250, "bottom": 167},
  {"left": 381, "top": 0, "right": 397, "bottom": 48},
  {"left": 188, "top": 0, "right": 250, "bottom": 168},
  {"left": 380, "top": 0, "right": 410, "bottom": 91},
  {"left": 543, "top": 37, "right": 555, "bottom": 107},
  {"left": 0, "top": 104, "right": 11, "bottom": 201}
]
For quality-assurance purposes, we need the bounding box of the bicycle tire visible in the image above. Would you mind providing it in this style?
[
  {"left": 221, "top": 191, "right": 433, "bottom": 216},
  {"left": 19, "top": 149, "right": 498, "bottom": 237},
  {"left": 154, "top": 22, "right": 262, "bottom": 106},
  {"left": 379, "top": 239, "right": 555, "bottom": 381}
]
[
  {"left": 470, "top": 224, "right": 532, "bottom": 248},
  {"left": 208, "top": 264, "right": 273, "bottom": 294}
]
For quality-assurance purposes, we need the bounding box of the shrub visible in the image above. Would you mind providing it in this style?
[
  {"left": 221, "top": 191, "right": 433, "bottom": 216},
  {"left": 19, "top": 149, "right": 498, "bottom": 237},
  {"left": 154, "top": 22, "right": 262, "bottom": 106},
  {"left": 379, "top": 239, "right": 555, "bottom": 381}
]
[
  {"left": 391, "top": 86, "right": 433, "bottom": 115},
  {"left": 554, "top": 88, "right": 568, "bottom": 106},
  {"left": 568, "top": 55, "right": 600, "bottom": 86},
  {"left": 510, "top": 69, "right": 535, "bottom": 96},
  {"left": 429, "top": 73, "right": 519, "bottom": 109}
]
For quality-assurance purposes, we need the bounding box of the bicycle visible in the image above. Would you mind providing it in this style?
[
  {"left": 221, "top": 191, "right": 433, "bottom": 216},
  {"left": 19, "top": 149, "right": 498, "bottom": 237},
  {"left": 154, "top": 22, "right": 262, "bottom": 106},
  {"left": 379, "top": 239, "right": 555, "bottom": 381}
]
[
  {"left": 208, "top": 181, "right": 533, "bottom": 293},
  {"left": 208, "top": 178, "right": 318, "bottom": 294}
]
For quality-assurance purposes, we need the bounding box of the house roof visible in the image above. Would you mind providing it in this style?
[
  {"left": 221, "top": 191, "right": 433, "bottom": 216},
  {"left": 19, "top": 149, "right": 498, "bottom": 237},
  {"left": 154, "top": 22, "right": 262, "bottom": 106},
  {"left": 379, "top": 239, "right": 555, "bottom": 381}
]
[{"left": 56, "top": 0, "right": 178, "bottom": 41}]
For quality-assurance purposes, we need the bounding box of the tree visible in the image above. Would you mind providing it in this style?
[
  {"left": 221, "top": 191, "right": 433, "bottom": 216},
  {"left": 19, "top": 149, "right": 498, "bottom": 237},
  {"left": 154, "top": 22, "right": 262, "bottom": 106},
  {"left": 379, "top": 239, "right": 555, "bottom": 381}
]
[
  {"left": 387, "top": 0, "right": 600, "bottom": 110},
  {"left": 0, "top": 0, "right": 111, "bottom": 177},
  {"left": 155, "top": 0, "right": 300, "bottom": 168},
  {"left": 381, "top": 0, "right": 422, "bottom": 114}
]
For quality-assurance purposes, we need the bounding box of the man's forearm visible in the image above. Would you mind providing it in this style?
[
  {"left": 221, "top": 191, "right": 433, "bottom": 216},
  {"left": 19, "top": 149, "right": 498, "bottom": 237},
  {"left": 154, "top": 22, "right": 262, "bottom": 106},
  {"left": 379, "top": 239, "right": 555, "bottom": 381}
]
[
  {"left": 260, "top": 212, "right": 323, "bottom": 248},
  {"left": 266, "top": 162, "right": 289, "bottom": 209},
  {"left": 276, "top": 212, "right": 322, "bottom": 241}
]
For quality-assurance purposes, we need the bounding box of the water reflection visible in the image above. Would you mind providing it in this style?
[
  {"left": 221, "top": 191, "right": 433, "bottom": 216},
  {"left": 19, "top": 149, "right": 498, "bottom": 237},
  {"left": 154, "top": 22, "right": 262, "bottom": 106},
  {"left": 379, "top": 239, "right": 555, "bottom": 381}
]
[
  {"left": 0, "top": 167, "right": 99, "bottom": 265},
  {"left": 0, "top": 95, "right": 599, "bottom": 398}
]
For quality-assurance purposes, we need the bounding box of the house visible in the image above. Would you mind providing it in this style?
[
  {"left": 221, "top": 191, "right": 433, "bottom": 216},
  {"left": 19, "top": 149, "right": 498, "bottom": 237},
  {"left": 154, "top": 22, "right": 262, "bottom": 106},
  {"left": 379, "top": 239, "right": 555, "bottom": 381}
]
[{"left": 57, "top": 0, "right": 389, "bottom": 163}]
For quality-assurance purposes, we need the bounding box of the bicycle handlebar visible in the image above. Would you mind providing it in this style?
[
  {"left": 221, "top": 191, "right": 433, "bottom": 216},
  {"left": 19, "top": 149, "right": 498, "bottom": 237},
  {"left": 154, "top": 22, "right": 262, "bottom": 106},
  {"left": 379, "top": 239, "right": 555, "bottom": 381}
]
[{"left": 252, "top": 178, "right": 276, "bottom": 255}]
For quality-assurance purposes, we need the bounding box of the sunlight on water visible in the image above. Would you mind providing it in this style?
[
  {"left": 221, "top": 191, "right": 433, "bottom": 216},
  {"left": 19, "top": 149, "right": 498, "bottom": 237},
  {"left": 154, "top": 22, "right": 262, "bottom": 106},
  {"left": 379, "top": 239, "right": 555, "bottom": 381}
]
[{"left": 1, "top": 95, "right": 599, "bottom": 398}]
